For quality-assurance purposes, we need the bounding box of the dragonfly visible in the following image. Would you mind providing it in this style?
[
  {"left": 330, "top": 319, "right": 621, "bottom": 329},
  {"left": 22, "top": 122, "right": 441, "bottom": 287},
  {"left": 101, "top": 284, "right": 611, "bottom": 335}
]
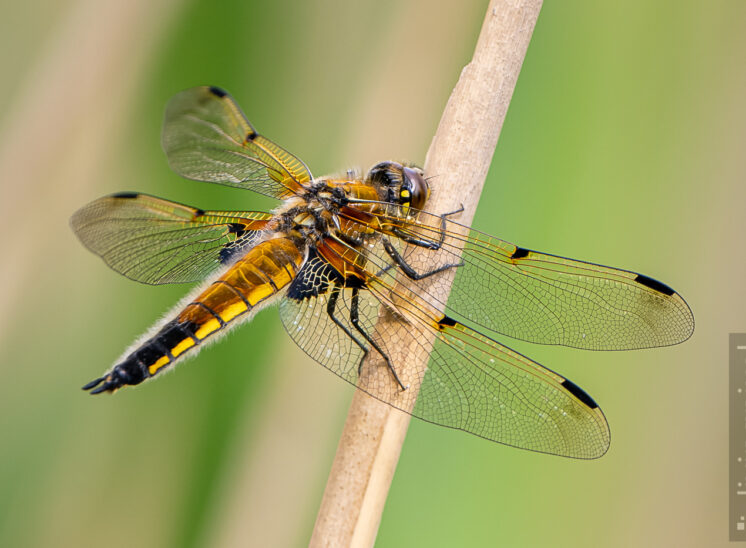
[{"left": 72, "top": 86, "right": 694, "bottom": 459}]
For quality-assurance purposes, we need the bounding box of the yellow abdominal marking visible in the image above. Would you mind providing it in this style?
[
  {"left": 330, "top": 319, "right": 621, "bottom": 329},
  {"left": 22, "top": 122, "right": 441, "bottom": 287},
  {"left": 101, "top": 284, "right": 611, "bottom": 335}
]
[
  {"left": 149, "top": 355, "right": 170, "bottom": 376},
  {"left": 195, "top": 318, "right": 221, "bottom": 339},
  {"left": 171, "top": 338, "right": 195, "bottom": 358},
  {"left": 220, "top": 301, "right": 249, "bottom": 323},
  {"left": 247, "top": 284, "right": 273, "bottom": 306}
]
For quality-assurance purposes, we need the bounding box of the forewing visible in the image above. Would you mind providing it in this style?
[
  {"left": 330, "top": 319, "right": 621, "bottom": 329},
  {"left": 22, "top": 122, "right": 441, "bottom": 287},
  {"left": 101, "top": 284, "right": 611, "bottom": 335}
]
[
  {"left": 71, "top": 193, "right": 272, "bottom": 284},
  {"left": 162, "top": 86, "right": 311, "bottom": 199},
  {"left": 279, "top": 249, "right": 609, "bottom": 459},
  {"left": 365, "top": 208, "right": 695, "bottom": 350}
]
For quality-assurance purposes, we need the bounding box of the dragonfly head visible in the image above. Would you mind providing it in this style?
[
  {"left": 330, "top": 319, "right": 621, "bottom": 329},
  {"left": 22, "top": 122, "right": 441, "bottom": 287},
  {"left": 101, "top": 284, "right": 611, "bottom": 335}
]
[{"left": 367, "top": 161, "right": 429, "bottom": 216}]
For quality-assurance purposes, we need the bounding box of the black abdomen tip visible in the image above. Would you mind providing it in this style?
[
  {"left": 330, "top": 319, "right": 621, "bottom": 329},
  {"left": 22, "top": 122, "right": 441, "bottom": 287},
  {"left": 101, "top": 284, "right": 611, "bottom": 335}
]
[
  {"left": 83, "top": 356, "right": 147, "bottom": 395},
  {"left": 82, "top": 376, "right": 105, "bottom": 391},
  {"left": 82, "top": 375, "right": 117, "bottom": 395}
]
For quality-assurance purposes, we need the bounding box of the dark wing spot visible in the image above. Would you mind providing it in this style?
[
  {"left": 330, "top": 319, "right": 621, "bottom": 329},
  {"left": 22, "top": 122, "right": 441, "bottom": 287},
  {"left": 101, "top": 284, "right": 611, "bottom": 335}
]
[
  {"left": 437, "top": 314, "right": 458, "bottom": 328},
  {"left": 208, "top": 86, "right": 228, "bottom": 98},
  {"left": 218, "top": 224, "right": 251, "bottom": 264},
  {"left": 226, "top": 223, "right": 246, "bottom": 236},
  {"left": 510, "top": 247, "right": 530, "bottom": 259},
  {"left": 194, "top": 208, "right": 206, "bottom": 217},
  {"left": 561, "top": 379, "right": 598, "bottom": 409},
  {"left": 344, "top": 276, "right": 366, "bottom": 289},
  {"left": 246, "top": 131, "right": 258, "bottom": 142},
  {"left": 112, "top": 192, "right": 139, "bottom": 199},
  {"left": 634, "top": 274, "right": 675, "bottom": 296}
]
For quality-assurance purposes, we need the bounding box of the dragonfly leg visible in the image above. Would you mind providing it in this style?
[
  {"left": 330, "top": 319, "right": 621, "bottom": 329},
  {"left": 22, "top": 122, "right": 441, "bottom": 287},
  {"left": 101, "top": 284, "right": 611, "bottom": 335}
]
[
  {"left": 349, "top": 287, "right": 408, "bottom": 391},
  {"left": 392, "top": 204, "right": 464, "bottom": 250},
  {"left": 382, "top": 237, "right": 463, "bottom": 280},
  {"left": 326, "top": 283, "right": 368, "bottom": 356}
]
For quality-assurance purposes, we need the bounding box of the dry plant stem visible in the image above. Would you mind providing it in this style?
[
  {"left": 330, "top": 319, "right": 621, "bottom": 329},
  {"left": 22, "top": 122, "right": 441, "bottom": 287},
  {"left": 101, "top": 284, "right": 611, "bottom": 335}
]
[{"left": 309, "top": 1, "right": 543, "bottom": 546}]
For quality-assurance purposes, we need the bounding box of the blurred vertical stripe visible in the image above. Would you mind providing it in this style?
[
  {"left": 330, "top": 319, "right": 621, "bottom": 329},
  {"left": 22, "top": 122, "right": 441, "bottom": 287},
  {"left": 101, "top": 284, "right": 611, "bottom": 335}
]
[{"left": 0, "top": 0, "right": 182, "bottom": 334}]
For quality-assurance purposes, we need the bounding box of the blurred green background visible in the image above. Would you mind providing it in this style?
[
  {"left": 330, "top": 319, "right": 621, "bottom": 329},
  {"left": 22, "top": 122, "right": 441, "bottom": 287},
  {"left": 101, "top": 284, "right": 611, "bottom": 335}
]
[{"left": 0, "top": 1, "right": 742, "bottom": 546}]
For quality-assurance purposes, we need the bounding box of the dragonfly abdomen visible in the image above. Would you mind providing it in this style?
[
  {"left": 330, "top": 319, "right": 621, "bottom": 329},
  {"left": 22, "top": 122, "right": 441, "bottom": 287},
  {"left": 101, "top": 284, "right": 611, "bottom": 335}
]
[{"left": 83, "top": 237, "right": 304, "bottom": 394}]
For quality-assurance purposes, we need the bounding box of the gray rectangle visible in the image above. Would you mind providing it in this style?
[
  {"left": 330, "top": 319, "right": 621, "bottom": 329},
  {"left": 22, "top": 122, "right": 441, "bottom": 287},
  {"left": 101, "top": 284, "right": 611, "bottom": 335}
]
[{"left": 730, "top": 334, "right": 746, "bottom": 541}]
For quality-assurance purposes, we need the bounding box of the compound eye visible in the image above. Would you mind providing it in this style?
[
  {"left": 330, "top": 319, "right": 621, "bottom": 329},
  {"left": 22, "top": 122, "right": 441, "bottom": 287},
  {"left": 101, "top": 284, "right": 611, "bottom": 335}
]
[
  {"left": 402, "top": 167, "right": 429, "bottom": 213},
  {"left": 368, "top": 161, "right": 403, "bottom": 187}
]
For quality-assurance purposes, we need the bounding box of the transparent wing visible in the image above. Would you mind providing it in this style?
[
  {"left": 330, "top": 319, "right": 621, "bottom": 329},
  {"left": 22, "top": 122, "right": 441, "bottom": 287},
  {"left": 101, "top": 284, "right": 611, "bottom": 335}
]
[
  {"left": 162, "top": 86, "right": 312, "bottom": 199},
  {"left": 71, "top": 192, "right": 272, "bottom": 284},
  {"left": 279, "top": 249, "right": 609, "bottom": 459},
  {"left": 356, "top": 207, "right": 694, "bottom": 350}
]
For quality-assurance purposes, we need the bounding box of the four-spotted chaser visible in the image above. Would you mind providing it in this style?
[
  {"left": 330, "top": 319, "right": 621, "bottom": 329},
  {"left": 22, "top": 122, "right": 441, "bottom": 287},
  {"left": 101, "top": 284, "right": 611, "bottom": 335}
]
[{"left": 72, "top": 86, "right": 694, "bottom": 459}]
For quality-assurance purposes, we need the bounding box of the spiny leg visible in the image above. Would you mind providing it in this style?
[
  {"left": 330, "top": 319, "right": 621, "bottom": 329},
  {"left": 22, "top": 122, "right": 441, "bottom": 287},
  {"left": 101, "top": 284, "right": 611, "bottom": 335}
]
[
  {"left": 382, "top": 237, "right": 463, "bottom": 280},
  {"left": 326, "top": 283, "right": 383, "bottom": 385},
  {"left": 392, "top": 204, "right": 464, "bottom": 250},
  {"left": 326, "top": 283, "right": 368, "bottom": 356},
  {"left": 349, "top": 286, "right": 408, "bottom": 391}
]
